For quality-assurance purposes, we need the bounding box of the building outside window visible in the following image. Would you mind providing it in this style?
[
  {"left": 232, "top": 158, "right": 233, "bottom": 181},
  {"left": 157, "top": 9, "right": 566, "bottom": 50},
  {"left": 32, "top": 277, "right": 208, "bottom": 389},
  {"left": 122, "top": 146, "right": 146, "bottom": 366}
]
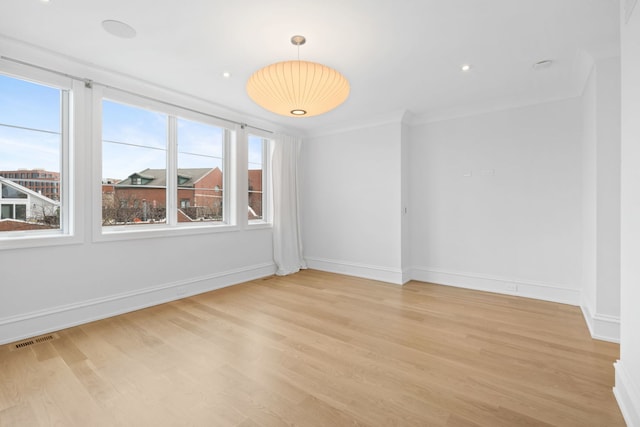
[
  {"left": 0, "top": 72, "right": 69, "bottom": 235},
  {"left": 177, "top": 117, "right": 225, "bottom": 223},
  {"left": 248, "top": 134, "right": 270, "bottom": 222},
  {"left": 101, "top": 94, "right": 232, "bottom": 229}
]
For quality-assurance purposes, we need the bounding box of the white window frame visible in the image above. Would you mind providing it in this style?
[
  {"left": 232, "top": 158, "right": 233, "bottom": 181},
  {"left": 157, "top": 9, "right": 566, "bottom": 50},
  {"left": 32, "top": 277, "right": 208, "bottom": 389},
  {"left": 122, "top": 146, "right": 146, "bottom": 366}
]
[
  {"left": 246, "top": 131, "right": 272, "bottom": 228},
  {"left": 0, "top": 61, "right": 83, "bottom": 250},
  {"left": 93, "top": 86, "right": 238, "bottom": 242}
]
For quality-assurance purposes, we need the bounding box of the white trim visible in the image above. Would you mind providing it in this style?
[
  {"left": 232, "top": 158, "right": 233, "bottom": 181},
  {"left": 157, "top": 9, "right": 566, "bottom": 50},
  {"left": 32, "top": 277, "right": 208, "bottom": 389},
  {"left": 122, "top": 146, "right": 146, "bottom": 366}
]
[
  {"left": 0, "top": 62, "right": 85, "bottom": 250},
  {"left": 96, "top": 222, "right": 241, "bottom": 242},
  {"left": 410, "top": 266, "right": 580, "bottom": 305},
  {"left": 305, "top": 109, "right": 408, "bottom": 139},
  {"left": 614, "top": 360, "right": 640, "bottom": 427},
  {"left": 409, "top": 95, "right": 582, "bottom": 126},
  {"left": 0, "top": 35, "right": 296, "bottom": 136},
  {"left": 305, "top": 256, "right": 406, "bottom": 285},
  {"left": 93, "top": 89, "right": 239, "bottom": 240},
  {"left": 0, "top": 262, "right": 276, "bottom": 345},
  {"left": 580, "top": 302, "right": 620, "bottom": 343}
]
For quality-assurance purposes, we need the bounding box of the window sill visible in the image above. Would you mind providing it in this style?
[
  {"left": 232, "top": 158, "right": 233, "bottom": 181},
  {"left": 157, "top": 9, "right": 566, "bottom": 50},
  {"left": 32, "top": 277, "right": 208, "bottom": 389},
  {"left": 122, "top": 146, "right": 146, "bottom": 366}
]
[
  {"left": 0, "top": 231, "right": 83, "bottom": 251},
  {"left": 94, "top": 222, "right": 240, "bottom": 242},
  {"left": 246, "top": 221, "right": 272, "bottom": 230}
]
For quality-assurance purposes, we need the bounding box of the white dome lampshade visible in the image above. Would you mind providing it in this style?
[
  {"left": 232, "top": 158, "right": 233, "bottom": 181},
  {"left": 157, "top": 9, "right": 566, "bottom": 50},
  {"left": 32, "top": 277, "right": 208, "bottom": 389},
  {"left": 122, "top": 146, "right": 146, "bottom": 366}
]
[{"left": 246, "top": 36, "right": 350, "bottom": 118}]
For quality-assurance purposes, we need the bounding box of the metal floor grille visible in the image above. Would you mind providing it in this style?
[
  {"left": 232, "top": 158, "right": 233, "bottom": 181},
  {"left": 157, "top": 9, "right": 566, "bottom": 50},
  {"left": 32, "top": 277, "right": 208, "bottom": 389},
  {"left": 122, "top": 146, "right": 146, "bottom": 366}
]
[{"left": 10, "top": 333, "right": 59, "bottom": 351}]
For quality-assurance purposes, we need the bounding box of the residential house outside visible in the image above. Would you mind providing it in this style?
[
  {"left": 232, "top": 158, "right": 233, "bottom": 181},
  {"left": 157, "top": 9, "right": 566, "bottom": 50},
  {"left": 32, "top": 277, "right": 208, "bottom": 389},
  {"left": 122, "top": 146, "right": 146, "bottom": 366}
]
[
  {"left": 0, "top": 176, "right": 60, "bottom": 231},
  {"left": 102, "top": 168, "right": 224, "bottom": 225}
]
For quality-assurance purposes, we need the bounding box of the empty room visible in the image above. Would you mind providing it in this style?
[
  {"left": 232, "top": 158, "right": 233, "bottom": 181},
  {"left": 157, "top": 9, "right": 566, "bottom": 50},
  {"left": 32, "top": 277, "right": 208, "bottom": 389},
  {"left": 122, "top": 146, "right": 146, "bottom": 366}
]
[{"left": 1, "top": 1, "right": 639, "bottom": 426}]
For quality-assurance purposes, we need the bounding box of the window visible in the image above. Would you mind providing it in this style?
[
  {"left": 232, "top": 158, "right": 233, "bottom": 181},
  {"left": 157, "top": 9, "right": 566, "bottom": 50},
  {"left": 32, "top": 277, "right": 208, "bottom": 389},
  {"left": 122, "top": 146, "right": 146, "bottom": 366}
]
[
  {"left": 15, "top": 205, "right": 26, "bottom": 221},
  {"left": 102, "top": 99, "right": 167, "bottom": 226},
  {"left": 248, "top": 134, "right": 269, "bottom": 223},
  {"left": 2, "top": 184, "right": 28, "bottom": 199},
  {"left": 100, "top": 92, "right": 232, "bottom": 232},
  {"left": 1, "top": 204, "right": 14, "bottom": 219},
  {"left": 177, "top": 118, "right": 225, "bottom": 223},
  {"left": 0, "top": 72, "right": 69, "bottom": 237}
]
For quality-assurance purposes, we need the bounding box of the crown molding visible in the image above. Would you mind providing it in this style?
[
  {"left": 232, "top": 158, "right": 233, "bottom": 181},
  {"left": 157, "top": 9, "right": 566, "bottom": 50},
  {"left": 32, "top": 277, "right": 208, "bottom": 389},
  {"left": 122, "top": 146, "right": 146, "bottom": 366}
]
[{"left": 305, "top": 109, "right": 412, "bottom": 139}]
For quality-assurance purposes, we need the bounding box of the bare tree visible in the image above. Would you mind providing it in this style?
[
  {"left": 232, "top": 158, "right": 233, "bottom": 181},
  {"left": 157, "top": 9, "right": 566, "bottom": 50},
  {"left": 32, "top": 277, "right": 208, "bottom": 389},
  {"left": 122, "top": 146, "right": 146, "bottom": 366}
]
[{"left": 102, "top": 191, "right": 166, "bottom": 225}]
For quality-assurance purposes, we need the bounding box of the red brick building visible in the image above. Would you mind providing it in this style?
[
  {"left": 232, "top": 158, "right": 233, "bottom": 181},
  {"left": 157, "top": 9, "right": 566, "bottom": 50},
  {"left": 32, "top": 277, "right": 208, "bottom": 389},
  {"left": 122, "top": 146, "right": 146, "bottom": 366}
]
[
  {"left": 102, "top": 168, "right": 224, "bottom": 224},
  {"left": 248, "top": 169, "right": 263, "bottom": 219},
  {"left": 102, "top": 167, "right": 264, "bottom": 225}
]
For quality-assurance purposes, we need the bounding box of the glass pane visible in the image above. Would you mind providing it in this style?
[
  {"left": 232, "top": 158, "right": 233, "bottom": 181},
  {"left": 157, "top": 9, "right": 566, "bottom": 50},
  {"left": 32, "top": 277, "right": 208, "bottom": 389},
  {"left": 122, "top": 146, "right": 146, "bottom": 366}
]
[
  {"left": 102, "top": 100, "right": 167, "bottom": 226},
  {"left": 0, "top": 74, "right": 61, "bottom": 133},
  {"left": 2, "top": 184, "right": 27, "bottom": 199},
  {"left": 248, "top": 135, "right": 264, "bottom": 220},
  {"left": 15, "top": 204, "right": 26, "bottom": 221},
  {"left": 1, "top": 204, "right": 13, "bottom": 219},
  {"left": 0, "top": 74, "right": 62, "bottom": 232},
  {"left": 176, "top": 118, "right": 224, "bottom": 223}
]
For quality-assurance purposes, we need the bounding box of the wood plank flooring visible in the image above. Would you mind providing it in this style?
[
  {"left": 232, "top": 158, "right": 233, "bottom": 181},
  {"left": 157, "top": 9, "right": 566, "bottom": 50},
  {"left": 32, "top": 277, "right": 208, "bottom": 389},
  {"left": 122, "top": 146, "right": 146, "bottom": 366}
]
[{"left": 0, "top": 270, "right": 624, "bottom": 426}]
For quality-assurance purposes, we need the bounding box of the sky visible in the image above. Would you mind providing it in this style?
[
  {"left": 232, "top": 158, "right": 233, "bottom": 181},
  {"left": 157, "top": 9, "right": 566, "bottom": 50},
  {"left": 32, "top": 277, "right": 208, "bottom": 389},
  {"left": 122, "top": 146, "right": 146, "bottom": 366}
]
[
  {"left": 0, "top": 74, "right": 61, "bottom": 173},
  {"left": 0, "top": 73, "right": 264, "bottom": 182}
]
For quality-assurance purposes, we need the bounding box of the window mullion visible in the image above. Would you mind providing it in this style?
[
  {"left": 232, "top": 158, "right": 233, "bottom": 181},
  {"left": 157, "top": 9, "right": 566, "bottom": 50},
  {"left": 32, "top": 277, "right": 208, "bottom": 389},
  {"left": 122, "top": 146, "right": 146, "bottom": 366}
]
[
  {"left": 167, "top": 116, "right": 178, "bottom": 226},
  {"left": 262, "top": 138, "right": 270, "bottom": 223},
  {"left": 225, "top": 128, "right": 236, "bottom": 225},
  {"left": 60, "top": 88, "right": 70, "bottom": 234}
]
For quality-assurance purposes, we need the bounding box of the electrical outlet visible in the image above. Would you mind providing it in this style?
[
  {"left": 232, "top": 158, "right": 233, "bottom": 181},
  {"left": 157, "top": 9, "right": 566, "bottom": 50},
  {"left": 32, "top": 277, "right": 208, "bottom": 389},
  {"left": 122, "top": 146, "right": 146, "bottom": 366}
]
[
  {"left": 505, "top": 283, "right": 517, "bottom": 292},
  {"left": 176, "top": 287, "right": 187, "bottom": 296}
]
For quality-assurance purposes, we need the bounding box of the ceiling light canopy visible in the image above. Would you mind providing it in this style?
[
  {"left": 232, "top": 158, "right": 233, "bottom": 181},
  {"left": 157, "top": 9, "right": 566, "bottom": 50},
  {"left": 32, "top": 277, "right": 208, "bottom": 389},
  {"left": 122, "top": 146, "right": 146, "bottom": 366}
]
[{"left": 246, "top": 35, "right": 350, "bottom": 118}]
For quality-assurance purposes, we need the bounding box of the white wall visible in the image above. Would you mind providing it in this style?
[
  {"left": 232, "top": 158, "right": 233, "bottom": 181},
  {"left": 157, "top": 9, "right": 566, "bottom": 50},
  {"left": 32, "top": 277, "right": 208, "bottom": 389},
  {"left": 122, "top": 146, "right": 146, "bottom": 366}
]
[
  {"left": 615, "top": 1, "right": 640, "bottom": 424},
  {"left": 582, "top": 66, "right": 598, "bottom": 315},
  {"left": 401, "top": 119, "right": 411, "bottom": 282},
  {"left": 0, "top": 230, "right": 274, "bottom": 343},
  {"left": 410, "top": 99, "right": 583, "bottom": 304},
  {"left": 0, "top": 39, "right": 278, "bottom": 345},
  {"left": 595, "top": 57, "right": 622, "bottom": 318},
  {"left": 581, "top": 54, "right": 622, "bottom": 342},
  {"left": 300, "top": 119, "right": 406, "bottom": 284}
]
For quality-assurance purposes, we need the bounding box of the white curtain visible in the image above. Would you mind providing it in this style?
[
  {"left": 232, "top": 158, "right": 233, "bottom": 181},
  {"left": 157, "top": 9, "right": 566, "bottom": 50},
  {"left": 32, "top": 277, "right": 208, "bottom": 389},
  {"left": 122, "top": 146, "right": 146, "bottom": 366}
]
[{"left": 272, "top": 133, "right": 307, "bottom": 275}]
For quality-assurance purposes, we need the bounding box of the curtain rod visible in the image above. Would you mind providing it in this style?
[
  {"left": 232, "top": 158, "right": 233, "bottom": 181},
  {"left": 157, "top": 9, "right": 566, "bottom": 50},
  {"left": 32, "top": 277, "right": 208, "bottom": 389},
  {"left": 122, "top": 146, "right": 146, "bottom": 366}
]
[{"left": 0, "top": 55, "right": 273, "bottom": 134}]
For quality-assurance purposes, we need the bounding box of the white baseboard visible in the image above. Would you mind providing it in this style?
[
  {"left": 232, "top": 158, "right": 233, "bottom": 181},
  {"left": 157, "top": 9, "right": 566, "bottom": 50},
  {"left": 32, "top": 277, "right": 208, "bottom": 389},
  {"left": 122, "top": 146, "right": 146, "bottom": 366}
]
[
  {"left": 411, "top": 266, "right": 581, "bottom": 305},
  {"left": 580, "top": 303, "right": 620, "bottom": 343},
  {"left": 305, "top": 257, "right": 407, "bottom": 285},
  {"left": 614, "top": 360, "right": 640, "bottom": 427},
  {"left": 0, "top": 262, "right": 276, "bottom": 345}
]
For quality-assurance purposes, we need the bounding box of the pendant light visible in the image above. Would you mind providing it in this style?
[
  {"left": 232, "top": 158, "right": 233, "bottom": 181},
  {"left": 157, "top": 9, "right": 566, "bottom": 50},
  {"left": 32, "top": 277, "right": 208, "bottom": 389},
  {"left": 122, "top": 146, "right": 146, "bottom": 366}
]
[{"left": 246, "top": 35, "right": 350, "bottom": 118}]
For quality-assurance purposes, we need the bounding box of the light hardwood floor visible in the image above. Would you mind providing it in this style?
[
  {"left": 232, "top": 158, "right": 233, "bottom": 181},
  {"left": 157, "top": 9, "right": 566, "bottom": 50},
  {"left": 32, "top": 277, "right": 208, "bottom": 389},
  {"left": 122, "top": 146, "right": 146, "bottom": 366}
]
[{"left": 0, "top": 270, "right": 624, "bottom": 426}]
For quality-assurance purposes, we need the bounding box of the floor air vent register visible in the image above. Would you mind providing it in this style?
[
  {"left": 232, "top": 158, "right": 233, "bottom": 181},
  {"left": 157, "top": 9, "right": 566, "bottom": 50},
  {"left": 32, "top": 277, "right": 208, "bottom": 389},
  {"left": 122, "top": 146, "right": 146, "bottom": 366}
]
[{"left": 9, "top": 333, "right": 59, "bottom": 351}]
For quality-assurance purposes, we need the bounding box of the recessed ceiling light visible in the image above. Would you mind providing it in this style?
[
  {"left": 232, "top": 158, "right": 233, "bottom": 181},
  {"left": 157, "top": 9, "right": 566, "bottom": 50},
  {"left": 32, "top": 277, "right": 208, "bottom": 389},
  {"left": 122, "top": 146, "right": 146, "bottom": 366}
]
[
  {"left": 222, "top": 72, "right": 232, "bottom": 78},
  {"left": 533, "top": 59, "right": 553, "bottom": 70},
  {"left": 461, "top": 64, "right": 472, "bottom": 72},
  {"left": 102, "top": 20, "right": 137, "bottom": 39}
]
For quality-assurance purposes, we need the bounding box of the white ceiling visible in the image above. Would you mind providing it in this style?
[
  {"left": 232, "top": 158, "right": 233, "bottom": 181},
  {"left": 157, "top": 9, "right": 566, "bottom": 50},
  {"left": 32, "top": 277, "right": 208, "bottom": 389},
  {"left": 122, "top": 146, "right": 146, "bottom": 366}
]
[{"left": 0, "top": 0, "right": 620, "bottom": 134}]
